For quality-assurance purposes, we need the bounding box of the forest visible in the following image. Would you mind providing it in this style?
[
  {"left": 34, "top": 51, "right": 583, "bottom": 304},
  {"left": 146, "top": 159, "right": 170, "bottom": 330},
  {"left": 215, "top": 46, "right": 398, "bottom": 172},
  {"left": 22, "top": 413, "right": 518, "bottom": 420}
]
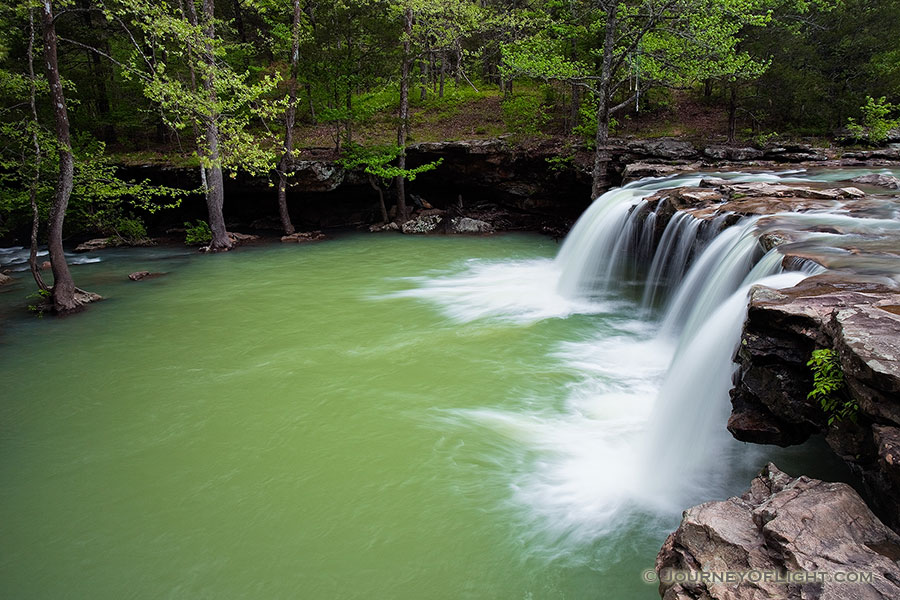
[{"left": 1, "top": 0, "right": 899, "bottom": 312}]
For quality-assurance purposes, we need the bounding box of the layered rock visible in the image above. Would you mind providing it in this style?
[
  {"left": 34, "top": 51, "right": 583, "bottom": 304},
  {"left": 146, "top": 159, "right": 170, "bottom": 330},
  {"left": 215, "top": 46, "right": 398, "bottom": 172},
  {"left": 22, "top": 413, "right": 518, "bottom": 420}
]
[
  {"left": 657, "top": 463, "right": 900, "bottom": 600},
  {"left": 731, "top": 275, "right": 900, "bottom": 529}
]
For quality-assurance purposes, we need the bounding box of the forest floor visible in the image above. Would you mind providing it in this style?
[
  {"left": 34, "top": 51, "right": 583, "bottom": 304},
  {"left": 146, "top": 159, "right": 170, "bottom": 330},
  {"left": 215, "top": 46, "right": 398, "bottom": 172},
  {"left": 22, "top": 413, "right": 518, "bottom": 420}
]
[{"left": 109, "top": 83, "right": 789, "bottom": 167}]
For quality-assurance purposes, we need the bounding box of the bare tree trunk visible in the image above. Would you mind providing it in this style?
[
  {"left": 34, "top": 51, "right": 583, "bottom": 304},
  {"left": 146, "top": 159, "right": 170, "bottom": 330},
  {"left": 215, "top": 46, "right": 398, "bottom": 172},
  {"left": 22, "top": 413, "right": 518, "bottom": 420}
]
[
  {"left": 727, "top": 83, "right": 737, "bottom": 144},
  {"left": 305, "top": 82, "right": 316, "bottom": 123},
  {"left": 201, "top": 0, "right": 232, "bottom": 251},
  {"left": 41, "top": 1, "right": 80, "bottom": 312},
  {"left": 278, "top": 0, "right": 301, "bottom": 236},
  {"left": 395, "top": 7, "right": 413, "bottom": 223},
  {"left": 591, "top": 4, "right": 617, "bottom": 199},
  {"left": 27, "top": 9, "right": 47, "bottom": 292}
]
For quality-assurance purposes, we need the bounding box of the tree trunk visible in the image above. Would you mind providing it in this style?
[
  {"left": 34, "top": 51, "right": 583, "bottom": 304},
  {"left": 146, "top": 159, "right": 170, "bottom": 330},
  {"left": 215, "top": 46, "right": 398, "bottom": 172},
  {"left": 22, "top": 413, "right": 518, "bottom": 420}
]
[
  {"left": 369, "top": 175, "right": 388, "bottom": 224},
  {"left": 395, "top": 7, "right": 412, "bottom": 223},
  {"left": 420, "top": 60, "right": 427, "bottom": 100},
  {"left": 727, "top": 83, "right": 737, "bottom": 144},
  {"left": 591, "top": 4, "right": 617, "bottom": 199},
  {"left": 27, "top": 9, "right": 47, "bottom": 292},
  {"left": 439, "top": 51, "right": 445, "bottom": 98},
  {"left": 278, "top": 0, "right": 301, "bottom": 236},
  {"left": 232, "top": 0, "right": 247, "bottom": 42},
  {"left": 201, "top": 0, "right": 232, "bottom": 251},
  {"left": 41, "top": 1, "right": 80, "bottom": 312}
]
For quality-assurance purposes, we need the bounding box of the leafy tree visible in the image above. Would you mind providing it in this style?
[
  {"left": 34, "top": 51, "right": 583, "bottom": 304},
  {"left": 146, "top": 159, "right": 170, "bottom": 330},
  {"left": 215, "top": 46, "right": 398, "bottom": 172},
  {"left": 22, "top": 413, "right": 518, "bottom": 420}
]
[
  {"left": 338, "top": 142, "right": 442, "bottom": 223},
  {"left": 501, "top": 0, "right": 773, "bottom": 197}
]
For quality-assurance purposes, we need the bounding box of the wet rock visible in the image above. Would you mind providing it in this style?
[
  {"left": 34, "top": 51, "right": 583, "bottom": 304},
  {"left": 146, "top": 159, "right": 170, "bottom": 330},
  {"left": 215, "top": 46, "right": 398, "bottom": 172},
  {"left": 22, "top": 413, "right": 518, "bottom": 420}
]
[
  {"left": 227, "top": 231, "right": 260, "bottom": 246},
  {"left": 0, "top": 272, "right": 12, "bottom": 285},
  {"left": 74, "top": 238, "right": 117, "bottom": 252},
  {"left": 656, "top": 463, "right": 900, "bottom": 600},
  {"left": 40, "top": 261, "right": 51, "bottom": 270},
  {"left": 850, "top": 174, "right": 900, "bottom": 189},
  {"left": 368, "top": 222, "right": 400, "bottom": 233},
  {"left": 731, "top": 275, "right": 900, "bottom": 529},
  {"left": 401, "top": 214, "right": 443, "bottom": 234},
  {"left": 703, "top": 146, "right": 764, "bottom": 161},
  {"left": 280, "top": 231, "right": 325, "bottom": 243},
  {"left": 450, "top": 217, "right": 493, "bottom": 234},
  {"left": 128, "top": 271, "right": 164, "bottom": 281},
  {"left": 622, "top": 162, "right": 701, "bottom": 183}
]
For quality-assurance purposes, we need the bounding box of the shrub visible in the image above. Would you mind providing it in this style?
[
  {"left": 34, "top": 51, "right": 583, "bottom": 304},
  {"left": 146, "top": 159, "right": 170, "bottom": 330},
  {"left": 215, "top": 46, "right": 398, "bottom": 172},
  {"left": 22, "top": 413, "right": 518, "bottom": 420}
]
[
  {"left": 184, "top": 220, "right": 212, "bottom": 246},
  {"left": 807, "top": 348, "right": 858, "bottom": 425},
  {"left": 846, "top": 96, "right": 899, "bottom": 144}
]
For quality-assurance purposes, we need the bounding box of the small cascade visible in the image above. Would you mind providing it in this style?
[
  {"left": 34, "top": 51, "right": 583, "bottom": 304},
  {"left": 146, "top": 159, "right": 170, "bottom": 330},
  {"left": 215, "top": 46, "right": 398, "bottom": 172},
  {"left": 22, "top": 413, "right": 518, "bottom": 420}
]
[{"left": 640, "top": 212, "right": 703, "bottom": 310}]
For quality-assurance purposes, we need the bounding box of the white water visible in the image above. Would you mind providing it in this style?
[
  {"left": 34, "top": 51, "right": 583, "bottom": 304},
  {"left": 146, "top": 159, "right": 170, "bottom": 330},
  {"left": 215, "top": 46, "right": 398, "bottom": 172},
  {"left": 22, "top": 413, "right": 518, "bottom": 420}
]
[{"left": 396, "top": 169, "right": 897, "bottom": 553}]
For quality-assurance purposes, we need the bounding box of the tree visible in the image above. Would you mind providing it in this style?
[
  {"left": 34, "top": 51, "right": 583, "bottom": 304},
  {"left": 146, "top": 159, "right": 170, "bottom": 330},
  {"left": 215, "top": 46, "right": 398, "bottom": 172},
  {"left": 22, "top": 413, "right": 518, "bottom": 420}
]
[
  {"left": 275, "top": 0, "right": 304, "bottom": 236},
  {"left": 40, "top": 0, "right": 82, "bottom": 312},
  {"left": 501, "top": 0, "right": 772, "bottom": 197},
  {"left": 339, "top": 143, "right": 441, "bottom": 223}
]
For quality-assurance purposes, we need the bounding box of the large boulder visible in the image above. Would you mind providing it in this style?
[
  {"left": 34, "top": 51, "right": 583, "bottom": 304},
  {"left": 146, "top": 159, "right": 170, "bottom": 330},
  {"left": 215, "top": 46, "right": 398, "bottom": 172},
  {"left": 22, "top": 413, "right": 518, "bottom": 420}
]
[
  {"left": 450, "top": 217, "right": 493, "bottom": 234},
  {"left": 656, "top": 463, "right": 900, "bottom": 600},
  {"left": 849, "top": 173, "right": 900, "bottom": 189}
]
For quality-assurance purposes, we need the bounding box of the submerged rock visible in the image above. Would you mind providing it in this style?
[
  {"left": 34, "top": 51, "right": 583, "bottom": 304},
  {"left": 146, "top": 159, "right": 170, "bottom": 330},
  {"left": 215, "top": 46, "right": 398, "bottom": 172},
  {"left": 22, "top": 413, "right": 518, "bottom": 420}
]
[
  {"left": 656, "top": 463, "right": 900, "bottom": 600},
  {"left": 128, "top": 271, "right": 165, "bottom": 281},
  {"left": 0, "top": 272, "right": 12, "bottom": 286}
]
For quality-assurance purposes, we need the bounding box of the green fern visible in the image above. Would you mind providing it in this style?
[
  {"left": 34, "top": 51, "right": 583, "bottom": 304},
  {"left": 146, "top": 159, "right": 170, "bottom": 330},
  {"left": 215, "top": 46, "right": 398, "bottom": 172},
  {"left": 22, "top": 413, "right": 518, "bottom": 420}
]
[{"left": 807, "top": 349, "right": 858, "bottom": 425}]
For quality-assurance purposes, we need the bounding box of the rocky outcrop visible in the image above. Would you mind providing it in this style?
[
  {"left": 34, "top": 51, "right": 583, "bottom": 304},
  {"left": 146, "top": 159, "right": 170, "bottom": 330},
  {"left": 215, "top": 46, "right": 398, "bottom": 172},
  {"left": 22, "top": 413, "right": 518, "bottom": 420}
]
[
  {"left": 730, "top": 275, "right": 900, "bottom": 529},
  {"left": 656, "top": 463, "right": 900, "bottom": 600},
  {"left": 74, "top": 237, "right": 156, "bottom": 252}
]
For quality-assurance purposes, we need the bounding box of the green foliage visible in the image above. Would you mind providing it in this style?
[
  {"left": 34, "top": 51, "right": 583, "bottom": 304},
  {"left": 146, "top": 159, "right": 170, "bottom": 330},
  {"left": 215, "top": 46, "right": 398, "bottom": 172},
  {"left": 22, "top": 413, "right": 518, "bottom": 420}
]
[
  {"left": 26, "top": 288, "right": 50, "bottom": 317},
  {"left": 501, "top": 94, "right": 550, "bottom": 137},
  {"left": 339, "top": 142, "right": 443, "bottom": 183},
  {"left": 846, "top": 96, "right": 899, "bottom": 144},
  {"left": 545, "top": 154, "right": 574, "bottom": 172},
  {"left": 807, "top": 349, "right": 858, "bottom": 426},
  {"left": 184, "top": 220, "right": 212, "bottom": 246}
]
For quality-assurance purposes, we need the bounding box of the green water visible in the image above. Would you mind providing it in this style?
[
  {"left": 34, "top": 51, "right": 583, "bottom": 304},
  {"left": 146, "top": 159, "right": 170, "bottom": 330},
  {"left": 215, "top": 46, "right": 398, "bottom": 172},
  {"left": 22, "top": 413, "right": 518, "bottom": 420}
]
[{"left": 0, "top": 234, "right": 847, "bottom": 599}]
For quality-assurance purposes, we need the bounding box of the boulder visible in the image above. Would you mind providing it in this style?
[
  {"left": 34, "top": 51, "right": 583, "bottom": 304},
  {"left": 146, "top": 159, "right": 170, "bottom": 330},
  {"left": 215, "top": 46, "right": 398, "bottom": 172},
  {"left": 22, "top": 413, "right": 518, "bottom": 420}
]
[
  {"left": 40, "top": 261, "right": 51, "bottom": 270},
  {"left": 401, "top": 214, "right": 443, "bottom": 234},
  {"left": 0, "top": 272, "right": 12, "bottom": 285},
  {"left": 281, "top": 231, "right": 325, "bottom": 243},
  {"left": 450, "top": 217, "right": 493, "bottom": 234},
  {"left": 656, "top": 463, "right": 900, "bottom": 600},
  {"left": 850, "top": 174, "right": 900, "bottom": 189}
]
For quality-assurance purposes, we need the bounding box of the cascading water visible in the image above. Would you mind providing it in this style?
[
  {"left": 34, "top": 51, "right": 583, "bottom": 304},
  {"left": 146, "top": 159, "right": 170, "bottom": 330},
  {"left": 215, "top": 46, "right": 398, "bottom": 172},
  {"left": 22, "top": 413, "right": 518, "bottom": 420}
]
[{"left": 394, "top": 168, "right": 898, "bottom": 555}]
